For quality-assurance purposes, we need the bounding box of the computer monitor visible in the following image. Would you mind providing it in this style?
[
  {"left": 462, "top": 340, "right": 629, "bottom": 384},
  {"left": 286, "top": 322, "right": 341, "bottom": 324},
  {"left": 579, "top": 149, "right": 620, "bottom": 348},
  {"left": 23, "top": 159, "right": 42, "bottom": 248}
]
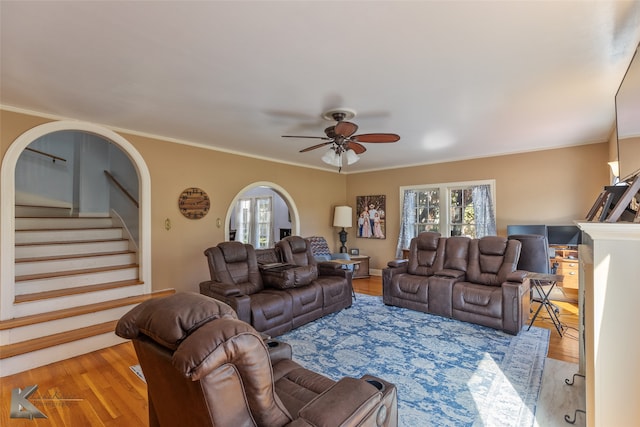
[
  {"left": 547, "top": 225, "right": 581, "bottom": 246},
  {"left": 506, "top": 224, "right": 548, "bottom": 237}
]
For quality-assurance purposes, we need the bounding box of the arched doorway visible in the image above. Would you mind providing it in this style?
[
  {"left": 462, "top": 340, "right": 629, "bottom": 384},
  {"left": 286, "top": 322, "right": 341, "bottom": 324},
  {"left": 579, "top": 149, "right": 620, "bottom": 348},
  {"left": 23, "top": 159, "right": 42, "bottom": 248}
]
[
  {"left": 1, "top": 121, "right": 151, "bottom": 320},
  {"left": 226, "top": 181, "right": 300, "bottom": 246}
]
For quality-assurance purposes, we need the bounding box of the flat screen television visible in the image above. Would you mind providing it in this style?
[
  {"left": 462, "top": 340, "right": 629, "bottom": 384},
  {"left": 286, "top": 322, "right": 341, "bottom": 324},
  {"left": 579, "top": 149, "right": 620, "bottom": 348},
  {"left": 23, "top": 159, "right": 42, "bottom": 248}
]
[
  {"left": 547, "top": 225, "right": 581, "bottom": 246},
  {"left": 615, "top": 42, "right": 640, "bottom": 181},
  {"left": 506, "top": 224, "right": 548, "bottom": 237}
]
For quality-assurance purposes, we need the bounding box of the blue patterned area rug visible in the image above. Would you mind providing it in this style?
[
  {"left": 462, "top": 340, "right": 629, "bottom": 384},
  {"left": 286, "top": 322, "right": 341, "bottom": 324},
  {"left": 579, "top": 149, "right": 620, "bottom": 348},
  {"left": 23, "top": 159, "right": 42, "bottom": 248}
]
[{"left": 278, "top": 294, "right": 550, "bottom": 427}]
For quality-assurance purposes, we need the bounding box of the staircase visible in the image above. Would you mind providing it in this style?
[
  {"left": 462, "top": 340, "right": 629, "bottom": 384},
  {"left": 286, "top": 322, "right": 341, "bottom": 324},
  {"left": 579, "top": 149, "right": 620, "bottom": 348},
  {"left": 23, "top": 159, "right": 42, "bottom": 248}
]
[{"left": 0, "top": 213, "right": 171, "bottom": 377}]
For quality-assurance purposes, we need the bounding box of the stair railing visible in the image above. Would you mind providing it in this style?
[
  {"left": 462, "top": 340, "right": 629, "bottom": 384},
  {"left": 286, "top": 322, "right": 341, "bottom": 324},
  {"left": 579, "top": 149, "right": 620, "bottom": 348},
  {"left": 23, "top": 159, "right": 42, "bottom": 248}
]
[
  {"left": 104, "top": 171, "right": 139, "bottom": 208},
  {"left": 25, "top": 147, "right": 67, "bottom": 163}
]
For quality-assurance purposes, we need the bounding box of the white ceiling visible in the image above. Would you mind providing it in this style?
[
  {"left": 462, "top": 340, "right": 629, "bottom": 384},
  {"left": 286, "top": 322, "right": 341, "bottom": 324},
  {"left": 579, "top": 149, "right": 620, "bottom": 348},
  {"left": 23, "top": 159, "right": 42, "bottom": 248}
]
[{"left": 2, "top": 1, "right": 639, "bottom": 173}]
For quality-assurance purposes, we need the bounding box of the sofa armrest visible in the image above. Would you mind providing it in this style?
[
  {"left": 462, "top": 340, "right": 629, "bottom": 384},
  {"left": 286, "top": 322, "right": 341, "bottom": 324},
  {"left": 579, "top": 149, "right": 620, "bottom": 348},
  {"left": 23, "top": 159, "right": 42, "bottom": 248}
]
[
  {"left": 506, "top": 270, "right": 528, "bottom": 283},
  {"left": 317, "top": 261, "right": 342, "bottom": 271},
  {"left": 501, "top": 280, "right": 530, "bottom": 335},
  {"left": 264, "top": 340, "right": 293, "bottom": 364},
  {"left": 382, "top": 262, "right": 408, "bottom": 281},
  {"left": 199, "top": 281, "right": 251, "bottom": 323},
  {"left": 387, "top": 259, "right": 408, "bottom": 268},
  {"left": 199, "top": 280, "right": 242, "bottom": 297},
  {"left": 433, "top": 269, "right": 465, "bottom": 279},
  {"left": 294, "top": 377, "right": 394, "bottom": 427},
  {"left": 382, "top": 263, "right": 408, "bottom": 304},
  {"left": 317, "top": 263, "right": 351, "bottom": 279}
]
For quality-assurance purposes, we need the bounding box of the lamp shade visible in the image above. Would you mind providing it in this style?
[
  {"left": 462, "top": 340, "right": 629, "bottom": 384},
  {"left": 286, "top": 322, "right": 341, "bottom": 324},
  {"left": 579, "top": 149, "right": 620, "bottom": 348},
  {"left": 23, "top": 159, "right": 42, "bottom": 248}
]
[
  {"left": 345, "top": 149, "right": 360, "bottom": 165},
  {"left": 333, "top": 206, "right": 352, "bottom": 228},
  {"left": 322, "top": 148, "right": 341, "bottom": 166}
]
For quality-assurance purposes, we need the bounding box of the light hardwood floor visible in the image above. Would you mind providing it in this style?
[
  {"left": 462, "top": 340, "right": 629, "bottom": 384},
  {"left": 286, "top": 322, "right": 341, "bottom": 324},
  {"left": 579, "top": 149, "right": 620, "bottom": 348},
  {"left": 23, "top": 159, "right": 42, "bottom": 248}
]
[{"left": 1, "top": 276, "right": 579, "bottom": 426}]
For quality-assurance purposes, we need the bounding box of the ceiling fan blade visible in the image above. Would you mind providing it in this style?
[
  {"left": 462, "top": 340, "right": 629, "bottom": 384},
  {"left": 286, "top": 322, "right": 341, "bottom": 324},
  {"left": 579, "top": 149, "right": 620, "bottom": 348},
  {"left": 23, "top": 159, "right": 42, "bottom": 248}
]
[
  {"left": 282, "top": 135, "right": 331, "bottom": 140},
  {"left": 346, "top": 141, "right": 367, "bottom": 154},
  {"left": 300, "top": 142, "right": 333, "bottom": 152},
  {"left": 352, "top": 133, "right": 400, "bottom": 143},
  {"left": 335, "top": 121, "right": 358, "bottom": 138}
]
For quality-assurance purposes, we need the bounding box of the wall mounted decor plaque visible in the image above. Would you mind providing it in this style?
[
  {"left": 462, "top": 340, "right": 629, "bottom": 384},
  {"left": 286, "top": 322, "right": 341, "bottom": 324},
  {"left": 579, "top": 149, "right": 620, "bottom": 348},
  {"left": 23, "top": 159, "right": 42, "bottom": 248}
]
[{"left": 178, "top": 187, "right": 210, "bottom": 219}]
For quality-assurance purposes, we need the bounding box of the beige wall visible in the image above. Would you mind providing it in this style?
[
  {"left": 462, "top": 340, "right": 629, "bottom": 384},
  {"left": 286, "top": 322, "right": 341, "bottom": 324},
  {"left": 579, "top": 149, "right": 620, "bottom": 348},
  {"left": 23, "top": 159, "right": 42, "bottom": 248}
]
[
  {"left": 1, "top": 109, "right": 609, "bottom": 290},
  {"left": 346, "top": 143, "right": 609, "bottom": 270}
]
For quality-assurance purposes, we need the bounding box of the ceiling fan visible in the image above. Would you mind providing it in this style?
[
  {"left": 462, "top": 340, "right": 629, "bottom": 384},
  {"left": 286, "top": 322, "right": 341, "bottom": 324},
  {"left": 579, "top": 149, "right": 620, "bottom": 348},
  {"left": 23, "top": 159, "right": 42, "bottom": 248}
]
[{"left": 282, "top": 108, "right": 400, "bottom": 170}]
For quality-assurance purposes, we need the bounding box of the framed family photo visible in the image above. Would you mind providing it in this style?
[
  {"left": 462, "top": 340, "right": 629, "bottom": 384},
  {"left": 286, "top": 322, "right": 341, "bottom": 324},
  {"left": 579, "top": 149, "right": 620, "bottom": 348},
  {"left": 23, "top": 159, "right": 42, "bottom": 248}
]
[{"left": 356, "top": 195, "right": 386, "bottom": 239}]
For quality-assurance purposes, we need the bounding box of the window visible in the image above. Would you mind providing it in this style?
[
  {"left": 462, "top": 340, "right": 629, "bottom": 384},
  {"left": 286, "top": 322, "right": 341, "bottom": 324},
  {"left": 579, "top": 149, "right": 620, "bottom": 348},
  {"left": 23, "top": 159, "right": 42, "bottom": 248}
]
[
  {"left": 449, "top": 186, "right": 476, "bottom": 237},
  {"left": 414, "top": 189, "right": 440, "bottom": 234},
  {"left": 235, "top": 196, "right": 273, "bottom": 249},
  {"left": 397, "top": 180, "right": 496, "bottom": 256}
]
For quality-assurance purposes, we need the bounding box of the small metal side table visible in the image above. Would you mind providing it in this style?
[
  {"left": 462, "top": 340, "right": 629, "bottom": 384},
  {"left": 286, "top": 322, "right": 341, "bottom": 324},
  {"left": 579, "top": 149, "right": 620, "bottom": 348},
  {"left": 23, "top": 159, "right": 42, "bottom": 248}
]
[{"left": 526, "top": 272, "right": 565, "bottom": 336}]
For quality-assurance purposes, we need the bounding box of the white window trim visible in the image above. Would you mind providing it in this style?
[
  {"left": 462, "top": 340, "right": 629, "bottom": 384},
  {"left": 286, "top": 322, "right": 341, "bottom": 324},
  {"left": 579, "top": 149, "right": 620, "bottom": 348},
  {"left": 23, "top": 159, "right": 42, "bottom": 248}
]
[{"left": 399, "top": 179, "right": 496, "bottom": 237}]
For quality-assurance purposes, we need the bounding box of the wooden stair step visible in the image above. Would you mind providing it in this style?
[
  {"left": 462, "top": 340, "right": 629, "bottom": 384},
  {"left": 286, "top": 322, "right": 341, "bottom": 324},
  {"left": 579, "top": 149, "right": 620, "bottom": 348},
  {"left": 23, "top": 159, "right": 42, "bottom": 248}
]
[
  {"left": 16, "top": 226, "right": 121, "bottom": 232},
  {"left": 1, "top": 290, "right": 175, "bottom": 360},
  {"left": 16, "top": 238, "right": 128, "bottom": 247},
  {"left": 14, "top": 279, "right": 144, "bottom": 304},
  {"left": 15, "top": 228, "right": 124, "bottom": 244},
  {"left": 16, "top": 264, "right": 138, "bottom": 282},
  {"left": 0, "top": 289, "right": 174, "bottom": 331},
  {"left": 16, "top": 250, "right": 136, "bottom": 263},
  {"left": 0, "top": 321, "right": 117, "bottom": 359}
]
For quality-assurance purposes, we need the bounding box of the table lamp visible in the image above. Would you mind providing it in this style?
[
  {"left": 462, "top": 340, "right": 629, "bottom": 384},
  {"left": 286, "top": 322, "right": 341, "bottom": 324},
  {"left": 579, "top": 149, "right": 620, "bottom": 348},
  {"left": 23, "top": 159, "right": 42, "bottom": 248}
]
[{"left": 333, "top": 205, "right": 352, "bottom": 253}]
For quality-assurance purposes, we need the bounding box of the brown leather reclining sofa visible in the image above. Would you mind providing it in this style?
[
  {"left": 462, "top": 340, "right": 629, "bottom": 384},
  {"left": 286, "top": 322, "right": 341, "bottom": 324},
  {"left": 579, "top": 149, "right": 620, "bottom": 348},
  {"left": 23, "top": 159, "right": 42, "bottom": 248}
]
[
  {"left": 383, "top": 232, "right": 528, "bottom": 335},
  {"left": 116, "top": 292, "right": 398, "bottom": 427},
  {"left": 200, "top": 236, "right": 352, "bottom": 338}
]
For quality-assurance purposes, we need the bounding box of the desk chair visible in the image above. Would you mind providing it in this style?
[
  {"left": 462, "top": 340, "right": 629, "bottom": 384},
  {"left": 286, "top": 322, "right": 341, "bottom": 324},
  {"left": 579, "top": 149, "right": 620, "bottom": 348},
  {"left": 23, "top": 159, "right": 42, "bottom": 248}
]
[{"left": 508, "top": 234, "right": 564, "bottom": 335}]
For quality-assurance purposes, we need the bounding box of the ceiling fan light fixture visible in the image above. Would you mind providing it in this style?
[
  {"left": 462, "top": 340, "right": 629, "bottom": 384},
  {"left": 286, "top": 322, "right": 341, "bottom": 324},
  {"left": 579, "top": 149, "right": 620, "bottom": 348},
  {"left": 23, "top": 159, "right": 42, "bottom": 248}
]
[
  {"left": 345, "top": 149, "right": 360, "bottom": 165},
  {"left": 322, "top": 148, "right": 342, "bottom": 167},
  {"left": 282, "top": 106, "right": 399, "bottom": 170}
]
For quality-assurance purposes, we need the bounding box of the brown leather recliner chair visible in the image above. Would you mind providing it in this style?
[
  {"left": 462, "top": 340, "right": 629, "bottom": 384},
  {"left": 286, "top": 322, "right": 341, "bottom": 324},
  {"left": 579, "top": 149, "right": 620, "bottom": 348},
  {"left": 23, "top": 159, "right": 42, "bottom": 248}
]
[
  {"left": 277, "top": 236, "right": 353, "bottom": 315},
  {"left": 200, "top": 241, "right": 294, "bottom": 337},
  {"left": 116, "top": 293, "right": 398, "bottom": 427},
  {"left": 451, "top": 236, "right": 528, "bottom": 334},
  {"left": 382, "top": 231, "right": 445, "bottom": 312}
]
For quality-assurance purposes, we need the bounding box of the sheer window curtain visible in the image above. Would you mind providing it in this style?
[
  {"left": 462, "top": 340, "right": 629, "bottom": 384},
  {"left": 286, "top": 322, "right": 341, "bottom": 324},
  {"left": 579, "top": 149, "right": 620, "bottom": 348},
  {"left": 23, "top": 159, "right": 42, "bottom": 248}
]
[
  {"left": 395, "top": 184, "right": 496, "bottom": 255},
  {"left": 395, "top": 189, "right": 416, "bottom": 258},
  {"left": 471, "top": 184, "right": 496, "bottom": 237}
]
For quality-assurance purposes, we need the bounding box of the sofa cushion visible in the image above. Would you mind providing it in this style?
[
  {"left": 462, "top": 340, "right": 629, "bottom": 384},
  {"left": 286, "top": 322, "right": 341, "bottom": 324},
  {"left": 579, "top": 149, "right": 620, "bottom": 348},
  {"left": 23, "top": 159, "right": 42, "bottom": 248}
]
[
  {"left": 443, "top": 236, "right": 470, "bottom": 271},
  {"left": 263, "top": 265, "right": 318, "bottom": 289},
  {"left": 116, "top": 292, "right": 237, "bottom": 350},
  {"left": 478, "top": 237, "right": 508, "bottom": 255},
  {"left": 219, "top": 242, "right": 250, "bottom": 263},
  {"left": 256, "top": 248, "right": 281, "bottom": 264},
  {"left": 452, "top": 282, "right": 502, "bottom": 319},
  {"left": 306, "top": 236, "right": 332, "bottom": 257},
  {"left": 467, "top": 237, "right": 520, "bottom": 286},
  {"left": 407, "top": 232, "right": 443, "bottom": 276}
]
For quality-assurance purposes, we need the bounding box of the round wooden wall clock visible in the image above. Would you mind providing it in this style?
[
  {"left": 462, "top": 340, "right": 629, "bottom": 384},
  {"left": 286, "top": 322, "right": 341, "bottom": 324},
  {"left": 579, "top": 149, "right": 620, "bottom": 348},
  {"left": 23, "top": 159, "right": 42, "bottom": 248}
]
[{"left": 178, "top": 187, "right": 210, "bottom": 219}]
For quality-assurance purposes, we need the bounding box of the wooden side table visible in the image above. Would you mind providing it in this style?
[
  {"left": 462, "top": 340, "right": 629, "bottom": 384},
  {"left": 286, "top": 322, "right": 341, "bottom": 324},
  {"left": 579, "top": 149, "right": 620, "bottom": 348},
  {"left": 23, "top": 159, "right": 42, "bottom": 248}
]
[{"left": 350, "top": 254, "right": 370, "bottom": 279}]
